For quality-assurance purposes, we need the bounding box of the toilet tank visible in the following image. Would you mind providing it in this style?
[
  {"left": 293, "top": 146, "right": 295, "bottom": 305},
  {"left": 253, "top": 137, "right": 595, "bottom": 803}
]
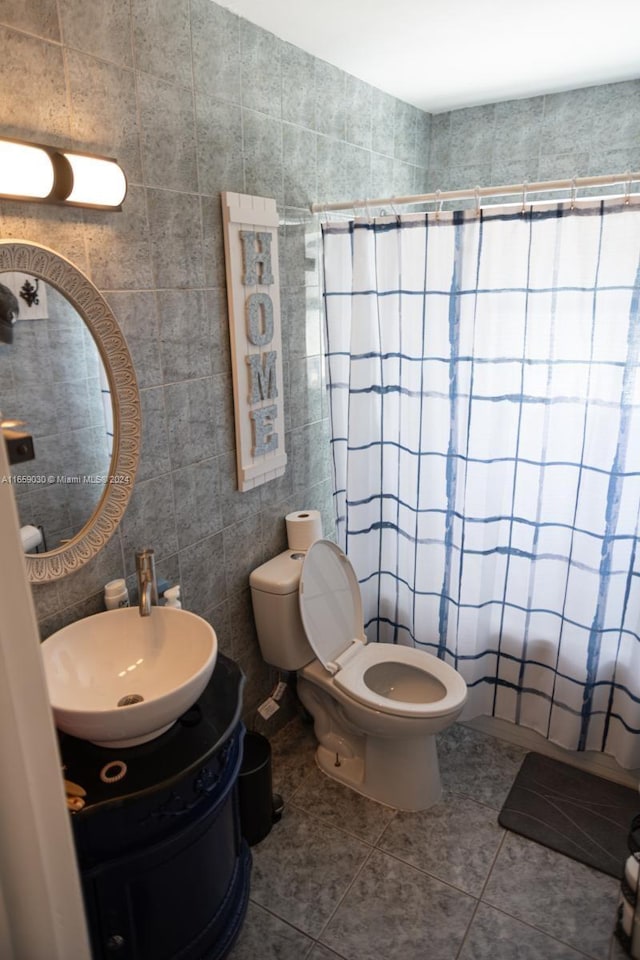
[{"left": 249, "top": 550, "right": 313, "bottom": 671}]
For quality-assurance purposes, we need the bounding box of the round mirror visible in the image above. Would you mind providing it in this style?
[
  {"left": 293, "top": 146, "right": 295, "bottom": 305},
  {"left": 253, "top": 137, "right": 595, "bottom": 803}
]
[{"left": 0, "top": 240, "right": 141, "bottom": 582}]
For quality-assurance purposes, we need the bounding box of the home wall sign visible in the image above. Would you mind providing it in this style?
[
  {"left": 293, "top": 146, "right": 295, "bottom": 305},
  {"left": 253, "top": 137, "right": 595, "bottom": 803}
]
[{"left": 221, "top": 192, "right": 287, "bottom": 492}]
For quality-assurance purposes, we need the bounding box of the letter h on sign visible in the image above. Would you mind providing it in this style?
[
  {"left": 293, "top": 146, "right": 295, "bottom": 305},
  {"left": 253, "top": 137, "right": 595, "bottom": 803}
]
[{"left": 240, "top": 231, "right": 274, "bottom": 286}]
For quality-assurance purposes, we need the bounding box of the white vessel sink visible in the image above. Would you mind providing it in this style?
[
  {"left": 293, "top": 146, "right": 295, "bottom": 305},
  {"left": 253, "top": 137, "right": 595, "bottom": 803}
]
[{"left": 41, "top": 606, "right": 218, "bottom": 748}]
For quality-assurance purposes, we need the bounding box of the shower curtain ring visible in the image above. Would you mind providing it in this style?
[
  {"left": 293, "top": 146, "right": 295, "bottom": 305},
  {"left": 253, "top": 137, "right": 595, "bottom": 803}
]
[
  {"left": 570, "top": 178, "right": 577, "bottom": 210},
  {"left": 521, "top": 181, "right": 528, "bottom": 214},
  {"left": 474, "top": 186, "right": 481, "bottom": 216},
  {"left": 624, "top": 172, "right": 632, "bottom": 205},
  {"left": 435, "top": 189, "right": 442, "bottom": 221}
]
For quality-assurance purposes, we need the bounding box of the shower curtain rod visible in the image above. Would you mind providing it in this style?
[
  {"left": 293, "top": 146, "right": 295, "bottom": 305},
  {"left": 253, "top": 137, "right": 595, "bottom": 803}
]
[{"left": 310, "top": 170, "right": 640, "bottom": 215}]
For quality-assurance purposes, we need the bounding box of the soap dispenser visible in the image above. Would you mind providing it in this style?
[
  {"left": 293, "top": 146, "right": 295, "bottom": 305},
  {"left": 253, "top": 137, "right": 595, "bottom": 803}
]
[{"left": 164, "top": 585, "right": 182, "bottom": 609}]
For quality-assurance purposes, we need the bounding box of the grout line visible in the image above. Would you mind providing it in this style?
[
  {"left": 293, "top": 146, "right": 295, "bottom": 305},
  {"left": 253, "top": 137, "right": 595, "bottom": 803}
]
[
  {"left": 478, "top": 900, "right": 608, "bottom": 960},
  {"left": 453, "top": 898, "right": 482, "bottom": 960},
  {"left": 285, "top": 770, "right": 399, "bottom": 847},
  {"left": 477, "top": 828, "right": 507, "bottom": 901},
  {"left": 441, "top": 783, "right": 506, "bottom": 815},
  {"left": 313, "top": 843, "right": 377, "bottom": 947},
  {"left": 286, "top": 794, "right": 379, "bottom": 850},
  {"left": 242, "top": 897, "right": 319, "bottom": 956},
  {"left": 304, "top": 933, "right": 349, "bottom": 960},
  {"left": 285, "top": 767, "right": 316, "bottom": 805},
  {"left": 253, "top": 788, "right": 377, "bottom": 955},
  {"left": 262, "top": 717, "right": 621, "bottom": 960},
  {"left": 372, "top": 805, "right": 399, "bottom": 847},
  {"left": 453, "top": 830, "right": 507, "bottom": 959},
  {"left": 471, "top": 829, "right": 614, "bottom": 960},
  {"left": 369, "top": 843, "right": 481, "bottom": 903}
]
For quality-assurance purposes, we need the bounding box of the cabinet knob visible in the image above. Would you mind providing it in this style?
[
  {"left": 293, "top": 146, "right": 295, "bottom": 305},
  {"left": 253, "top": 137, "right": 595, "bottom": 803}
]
[{"left": 106, "top": 934, "right": 125, "bottom": 951}]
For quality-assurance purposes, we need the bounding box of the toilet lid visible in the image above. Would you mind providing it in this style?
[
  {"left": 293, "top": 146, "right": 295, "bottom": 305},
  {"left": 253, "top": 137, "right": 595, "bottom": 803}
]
[{"left": 299, "top": 540, "right": 365, "bottom": 669}]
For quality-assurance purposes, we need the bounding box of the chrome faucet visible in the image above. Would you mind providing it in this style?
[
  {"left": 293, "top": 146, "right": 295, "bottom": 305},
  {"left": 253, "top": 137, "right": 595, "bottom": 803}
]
[{"left": 135, "top": 548, "right": 158, "bottom": 617}]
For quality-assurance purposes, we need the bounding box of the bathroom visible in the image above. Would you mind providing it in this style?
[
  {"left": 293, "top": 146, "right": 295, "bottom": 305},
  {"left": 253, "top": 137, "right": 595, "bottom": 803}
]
[{"left": 0, "top": 0, "right": 639, "bottom": 957}]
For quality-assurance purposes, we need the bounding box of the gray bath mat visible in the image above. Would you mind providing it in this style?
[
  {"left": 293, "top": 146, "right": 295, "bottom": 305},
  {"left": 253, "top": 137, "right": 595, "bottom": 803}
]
[{"left": 498, "top": 752, "right": 639, "bottom": 879}]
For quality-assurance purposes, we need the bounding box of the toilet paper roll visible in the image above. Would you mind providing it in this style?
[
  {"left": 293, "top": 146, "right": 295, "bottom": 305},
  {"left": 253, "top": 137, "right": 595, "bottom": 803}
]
[
  {"left": 20, "top": 524, "right": 43, "bottom": 553},
  {"left": 285, "top": 510, "right": 323, "bottom": 551}
]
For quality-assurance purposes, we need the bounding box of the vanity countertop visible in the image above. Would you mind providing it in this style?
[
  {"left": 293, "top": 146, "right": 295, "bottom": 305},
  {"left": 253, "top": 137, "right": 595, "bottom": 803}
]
[{"left": 58, "top": 652, "right": 244, "bottom": 817}]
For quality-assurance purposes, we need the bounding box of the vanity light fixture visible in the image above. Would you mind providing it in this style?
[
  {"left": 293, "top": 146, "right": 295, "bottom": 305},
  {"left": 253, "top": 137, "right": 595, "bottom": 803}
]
[{"left": 0, "top": 137, "right": 127, "bottom": 210}]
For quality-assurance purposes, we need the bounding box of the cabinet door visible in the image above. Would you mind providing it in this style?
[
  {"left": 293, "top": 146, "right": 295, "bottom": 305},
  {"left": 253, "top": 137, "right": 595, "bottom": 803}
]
[{"left": 86, "top": 787, "right": 242, "bottom": 960}]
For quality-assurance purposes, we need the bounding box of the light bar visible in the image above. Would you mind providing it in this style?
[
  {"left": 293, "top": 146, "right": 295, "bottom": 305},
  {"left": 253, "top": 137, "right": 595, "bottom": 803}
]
[
  {"left": 63, "top": 153, "right": 127, "bottom": 209},
  {"left": 0, "top": 141, "right": 57, "bottom": 200},
  {"left": 0, "top": 137, "right": 126, "bottom": 210}
]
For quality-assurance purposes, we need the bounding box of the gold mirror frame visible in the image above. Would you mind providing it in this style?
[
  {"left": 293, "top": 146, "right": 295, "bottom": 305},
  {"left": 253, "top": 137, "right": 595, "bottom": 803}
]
[{"left": 0, "top": 240, "right": 141, "bottom": 582}]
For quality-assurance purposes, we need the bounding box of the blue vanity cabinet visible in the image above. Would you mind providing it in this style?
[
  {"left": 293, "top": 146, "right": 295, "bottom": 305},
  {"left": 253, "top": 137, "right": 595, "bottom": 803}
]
[{"left": 60, "top": 654, "right": 251, "bottom": 960}]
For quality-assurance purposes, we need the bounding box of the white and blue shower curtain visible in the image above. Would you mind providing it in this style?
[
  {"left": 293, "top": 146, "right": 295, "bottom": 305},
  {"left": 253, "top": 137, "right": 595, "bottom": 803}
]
[{"left": 322, "top": 200, "right": 640, "bottom": 767}]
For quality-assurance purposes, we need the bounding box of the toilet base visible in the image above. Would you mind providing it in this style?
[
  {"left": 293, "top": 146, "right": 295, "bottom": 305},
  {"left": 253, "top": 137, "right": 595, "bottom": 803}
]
[
  {"left": 297, "top": 671, "right": 448, "bottom": 811},
  {"left": 316, "top": 745, "right": 365, "bottom": 795},
  {"left": 315, "top": 734, "right": 443, "bottom": 812}
]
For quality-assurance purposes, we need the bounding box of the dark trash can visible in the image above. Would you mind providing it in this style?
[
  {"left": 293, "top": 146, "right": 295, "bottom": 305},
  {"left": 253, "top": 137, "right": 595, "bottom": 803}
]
[{"left": 238, "top": 732, "right": 282, "bottom": 846}]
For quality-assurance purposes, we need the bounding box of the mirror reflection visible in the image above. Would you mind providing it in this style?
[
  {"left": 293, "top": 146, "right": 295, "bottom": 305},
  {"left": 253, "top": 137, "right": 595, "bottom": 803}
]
[{"left": 0, "top": 273, "right": 113, "bottom": 553}]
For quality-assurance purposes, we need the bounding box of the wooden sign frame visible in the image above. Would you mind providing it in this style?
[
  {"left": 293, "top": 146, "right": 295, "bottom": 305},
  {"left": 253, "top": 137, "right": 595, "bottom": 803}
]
[{"left": 221, "top": 192, "right": 287, "bottom": 492}]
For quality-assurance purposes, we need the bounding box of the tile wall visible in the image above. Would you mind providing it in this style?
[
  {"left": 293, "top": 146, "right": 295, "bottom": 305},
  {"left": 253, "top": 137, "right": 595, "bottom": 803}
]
[
  {"left": 427, "top": 80, "right": 640, "bottom": 196},
  {"left": 0, "top": 0, "right": 430, "bottom": 720},
  {"left": 0, "top": 0, "right": 638, "bottom": 721}
]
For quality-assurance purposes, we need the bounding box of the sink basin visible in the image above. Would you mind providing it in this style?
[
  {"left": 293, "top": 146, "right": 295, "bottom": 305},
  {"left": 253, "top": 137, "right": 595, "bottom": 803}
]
[{"left": 41, "top": 606, "right": 218, "bottom": 748}]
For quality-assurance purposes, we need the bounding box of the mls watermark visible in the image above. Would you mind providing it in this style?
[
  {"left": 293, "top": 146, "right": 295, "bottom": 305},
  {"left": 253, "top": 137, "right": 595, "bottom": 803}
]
[{"left": 1, "top": 474, "right": 131, "bottom": 486}]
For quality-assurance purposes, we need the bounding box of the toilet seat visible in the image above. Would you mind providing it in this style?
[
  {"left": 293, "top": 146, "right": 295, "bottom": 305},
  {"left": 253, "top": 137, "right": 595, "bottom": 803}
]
[
  {"left": 299, "top": 540, "right": 466, "bottom": 719},
  {"left": 334, "top": 643, "right": 467, "bottom": 718}
]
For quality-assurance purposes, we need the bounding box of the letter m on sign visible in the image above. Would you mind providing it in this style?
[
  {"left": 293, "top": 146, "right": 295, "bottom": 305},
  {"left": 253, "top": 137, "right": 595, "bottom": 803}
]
[
  {"left": 246, "top": 351, "right": 278, "bottom": 404},
  {"left": 221, "top": 192, "right": 287, "bottom": 492}
]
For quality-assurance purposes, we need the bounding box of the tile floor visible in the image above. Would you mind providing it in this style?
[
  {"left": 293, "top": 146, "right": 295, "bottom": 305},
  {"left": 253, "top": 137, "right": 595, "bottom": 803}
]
[{"left": 228, "top": 717, "right": 630, "bottom": 960}]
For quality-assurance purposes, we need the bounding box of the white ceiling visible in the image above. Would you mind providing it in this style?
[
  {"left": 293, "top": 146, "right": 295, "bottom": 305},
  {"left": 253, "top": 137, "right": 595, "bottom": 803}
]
[{"left": 217, "top": 0, "right": 640, "bottom": 113}]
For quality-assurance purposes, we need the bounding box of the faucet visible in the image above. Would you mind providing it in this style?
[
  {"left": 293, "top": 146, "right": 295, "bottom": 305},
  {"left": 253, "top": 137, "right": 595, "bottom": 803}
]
[{"left": 135, "top": 548, "right": 158, "bottom": 617}]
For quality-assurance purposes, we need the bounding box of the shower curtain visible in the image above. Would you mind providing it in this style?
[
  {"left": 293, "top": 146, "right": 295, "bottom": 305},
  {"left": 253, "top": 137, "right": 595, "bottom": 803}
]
[{"left": 321, "top": 200, "right": 640, "bottom": 767}]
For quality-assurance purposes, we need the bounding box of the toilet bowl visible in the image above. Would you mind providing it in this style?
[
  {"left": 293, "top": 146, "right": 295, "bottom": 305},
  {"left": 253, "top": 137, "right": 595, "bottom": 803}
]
[{"left": 249, "top": 539, "right": 467, "bottom": 811}]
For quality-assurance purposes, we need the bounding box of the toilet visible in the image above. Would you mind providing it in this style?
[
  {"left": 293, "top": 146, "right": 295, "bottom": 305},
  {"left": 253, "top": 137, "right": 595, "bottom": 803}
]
[{"left": 249, "top": 539, "right": 467, "bottom": 811}]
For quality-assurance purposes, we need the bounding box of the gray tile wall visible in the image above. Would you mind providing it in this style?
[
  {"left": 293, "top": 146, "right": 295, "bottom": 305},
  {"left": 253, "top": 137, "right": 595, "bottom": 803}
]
[
  {"left": 427, "top": 80, "right": 640, "bottom": 196},
  {"left": 0, "top": 0, "right": 430, "bottom": 720},
  {"left": 0, "top": 0, "right": 637, "bottom": 723}
]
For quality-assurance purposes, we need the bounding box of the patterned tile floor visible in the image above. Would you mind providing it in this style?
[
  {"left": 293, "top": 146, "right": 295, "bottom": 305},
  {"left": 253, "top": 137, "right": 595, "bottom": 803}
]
[{"left": 228, "top": 717, "right": 630, "bottom": 960}]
